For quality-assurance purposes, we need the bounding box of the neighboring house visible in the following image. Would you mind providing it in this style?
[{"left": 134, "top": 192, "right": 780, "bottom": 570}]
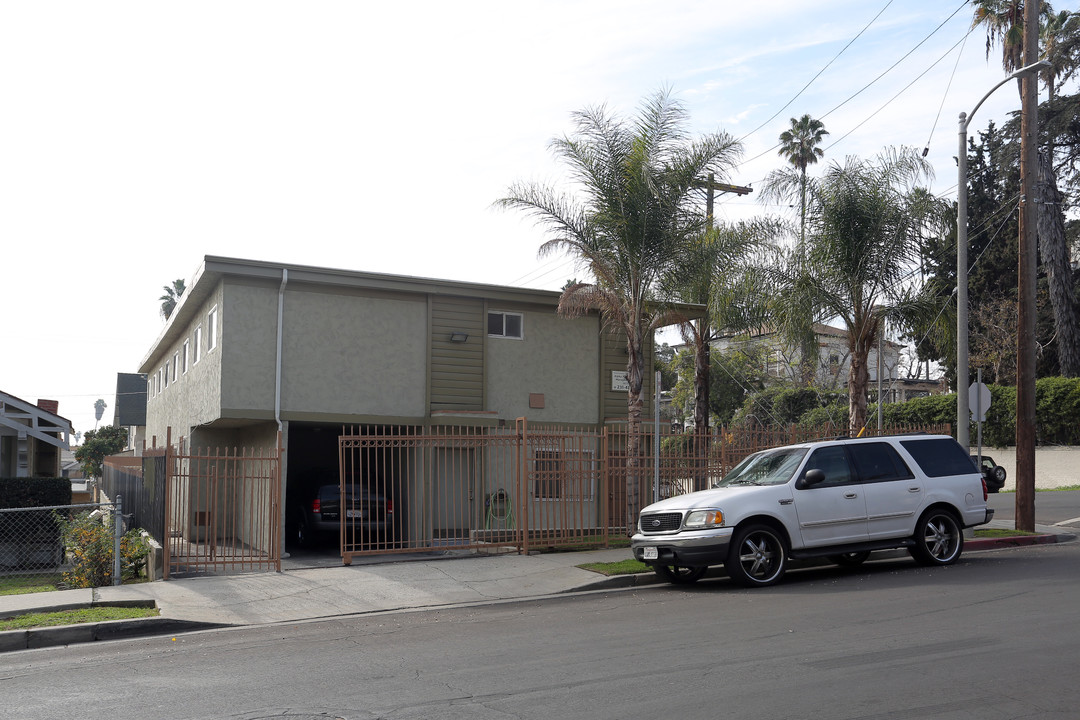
[
  {"left": 0, "top": 392, "right": 73, "bottom": 477},
  {"left": 714, "top": 323, "right": 904, "bottom": 391},
  {"left": 135, "top": 256, "right": 678, "bottom": 552}
]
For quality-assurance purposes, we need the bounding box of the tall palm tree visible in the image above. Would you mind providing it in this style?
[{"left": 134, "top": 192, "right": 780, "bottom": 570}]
[
  {"left": 771, "top": 114, "right": 829, "bottom": 245},
  {"left": 772, "top": 147, "right": 937, "bottom": 433},
  {"left": 93, "top": 398, "right": 107, "bottom": 429},
  {"left": 159, "top": 279, "right": 186, "bottom": 320},
  {"left": 498, "top": 88, "right": 742, "bottom": 529}
]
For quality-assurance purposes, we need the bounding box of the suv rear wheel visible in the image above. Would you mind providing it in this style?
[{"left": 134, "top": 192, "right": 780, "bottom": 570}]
[
  {"left": 910, "top": 509, "right": 963, "bottom": 566},
  {"left": 726, "top": 524, "right": 787, "bottom": 587}
]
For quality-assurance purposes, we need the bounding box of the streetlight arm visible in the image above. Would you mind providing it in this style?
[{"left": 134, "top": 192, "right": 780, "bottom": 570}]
[{"left": 963, "top": 60, "right": 1051, "bottom": 131}]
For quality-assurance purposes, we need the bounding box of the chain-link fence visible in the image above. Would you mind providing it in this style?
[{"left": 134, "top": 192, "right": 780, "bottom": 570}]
[{"left": 0, "top": 499, "right": 125, "bottom": 593}]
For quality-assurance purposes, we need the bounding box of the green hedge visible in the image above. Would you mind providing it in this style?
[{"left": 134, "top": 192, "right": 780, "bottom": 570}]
[
  {"left": 0, "top": 477, "right": 71, "bottom": 508},
  {"left": 0, "top": 477, "right": 72, "bottom": 545},
  {"left": 783, "top": 377, "right": 1080, "bottom": 447}
]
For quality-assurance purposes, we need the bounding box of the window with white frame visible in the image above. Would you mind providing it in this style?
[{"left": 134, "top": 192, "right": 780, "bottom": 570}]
[
  {"left": 163, "top": 363, "right": 169, "bottom": 389},
  {"left": 171, "top": 353, "right": 178, "bottom": 383},
  {"left": 156, "top": 369, "right": 162, "bottom": 395},
  {"left": 208, "top": 306, "right": 218, "bottom": 351},
  {"left": 532, "top": 447, "right": 596, "bottom": 500},
  {"left": 194, "top": 326, "right": 203, "bottom": 364},
  {"left": 182, "top": 340, "right": 189, "bottom": 374},
  {"left": 487, "top": 311, "right": 523, "bottom": 339}
]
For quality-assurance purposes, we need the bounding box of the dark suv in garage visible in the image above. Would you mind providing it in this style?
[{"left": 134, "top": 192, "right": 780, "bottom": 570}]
[{"left": 287, "top": 480, "right": 392, "bottom": 548}]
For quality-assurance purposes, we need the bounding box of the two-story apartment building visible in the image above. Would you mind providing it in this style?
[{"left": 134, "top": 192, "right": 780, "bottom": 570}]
[{"left": 136, "top": 256, "right": 671, "bottom": 555}]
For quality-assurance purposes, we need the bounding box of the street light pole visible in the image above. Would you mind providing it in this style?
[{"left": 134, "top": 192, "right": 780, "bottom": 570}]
[{"left": 955, "top": 58, "right": 1050, "bottom": 450}]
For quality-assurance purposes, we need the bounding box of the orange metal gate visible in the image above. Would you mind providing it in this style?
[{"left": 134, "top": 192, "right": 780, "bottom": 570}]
[
  {"left": 337, "top": 420, "right": 619, "bottom": 562},
  {"left": 162, "top": 433, "right": 282, "bottom": 578}
]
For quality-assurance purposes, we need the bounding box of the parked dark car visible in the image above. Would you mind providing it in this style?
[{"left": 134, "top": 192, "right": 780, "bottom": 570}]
[
  {"left": 287, "top": 482, "right": 392, "bottom": 548},
  {"left": 972, "top": 455, "right": 1007, "bottom": 493}
]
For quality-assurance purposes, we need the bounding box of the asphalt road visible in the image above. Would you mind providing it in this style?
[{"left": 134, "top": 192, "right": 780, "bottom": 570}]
[
  {"left": 2, "top": 540, "right": 1079, "bottom": 720},
  {"left": 988, "top": 488, "right": 1080, "bottom": 526}
]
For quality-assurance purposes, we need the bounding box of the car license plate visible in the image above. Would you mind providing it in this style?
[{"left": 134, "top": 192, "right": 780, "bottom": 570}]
[
  {"left": 643, "top": 546, "right": 658, "bottom": 560},
  {"left": 346, "top": 509, "right": 364, "bottom": 519}
]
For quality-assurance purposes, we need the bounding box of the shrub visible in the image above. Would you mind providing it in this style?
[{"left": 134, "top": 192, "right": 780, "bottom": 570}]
[{"left": 54, "top": 511, "right": 149, "bottom": 589}]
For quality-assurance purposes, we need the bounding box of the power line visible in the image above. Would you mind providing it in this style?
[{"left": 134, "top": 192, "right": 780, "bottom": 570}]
[{"left": 734, "top": 0, "right": 896, "bottom": 146}]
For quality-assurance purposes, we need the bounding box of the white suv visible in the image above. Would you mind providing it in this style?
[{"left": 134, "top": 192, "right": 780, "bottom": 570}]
[{"left": 631, "top": 434, "right": 993, "bottom": 587}]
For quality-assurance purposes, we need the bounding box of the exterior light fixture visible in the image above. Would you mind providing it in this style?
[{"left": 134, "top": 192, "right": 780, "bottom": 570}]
[{"left": 450, "top": 332, "right": 469, "bottom": 343}]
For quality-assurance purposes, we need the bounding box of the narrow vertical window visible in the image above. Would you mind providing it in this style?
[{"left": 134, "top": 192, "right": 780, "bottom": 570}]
[
  {"left": 194, "top": 326, "right": 203, "bottom": 364},
  {"left": 208, "top": 306, "right": 218, "bottom": 351},
  {"left": 182, "top": 340, "right": 190, "bottom": 374}
]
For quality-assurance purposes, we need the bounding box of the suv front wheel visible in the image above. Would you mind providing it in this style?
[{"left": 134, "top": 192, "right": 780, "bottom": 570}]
[
  {"left": 726, "top": 524, "right": 788, "bottom": 587},
  {"left": 654, "top": 565, "right": 707, "bottom": 584},
  {"left": 910, "top": 509, "right": 963, "bottom": 566}
]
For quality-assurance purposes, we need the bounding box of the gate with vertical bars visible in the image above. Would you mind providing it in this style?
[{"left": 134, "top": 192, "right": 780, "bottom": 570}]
[{"left": 162, "top": 433, "right": 282, "bottom": 578}]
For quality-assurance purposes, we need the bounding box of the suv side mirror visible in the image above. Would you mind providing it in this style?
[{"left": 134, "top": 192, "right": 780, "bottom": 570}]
[{"left": 799, "top": 468, "right": 826, "bottom": 488}]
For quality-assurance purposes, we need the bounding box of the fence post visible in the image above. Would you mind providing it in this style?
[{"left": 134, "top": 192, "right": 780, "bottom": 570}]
[{"left": 113, "top": 494, "right": 122, "bottom": 586}]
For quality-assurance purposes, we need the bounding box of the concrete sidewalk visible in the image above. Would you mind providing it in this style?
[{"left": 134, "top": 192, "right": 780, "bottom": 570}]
[{"left": 1, "top": 520, "right": 1074, "bottom": 653}]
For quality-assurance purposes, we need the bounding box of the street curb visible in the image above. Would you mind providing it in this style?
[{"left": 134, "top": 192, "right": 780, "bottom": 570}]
[
  {"left": 965, "top": 531, "right": 1075, "bottom": 550},
  {"left": 0, "top": 614, "right": 229, "bottom": 653}
]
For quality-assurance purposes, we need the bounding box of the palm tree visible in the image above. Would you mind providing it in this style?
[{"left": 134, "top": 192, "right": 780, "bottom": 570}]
[
  {"left": 768, "top": 115, "right": 829, "bottom": 244},
  {"left": 972, "top": 0, "right": 1027, "bottom": 78},
  {"left": 772, "top": 147, "right": 937, "bottom": 433},
  {"left": 159, "top": 279, "right": 186, "bottom": 320},
  {"left": 498, "top": 88, "right": 742, "bottom": 529},
  {"left": 93, "top": 398, "right": 107, "bottom": 429}
]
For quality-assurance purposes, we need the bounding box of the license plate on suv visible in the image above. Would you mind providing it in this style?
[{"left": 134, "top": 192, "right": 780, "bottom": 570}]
[{"left": 643, "top": 547, "right": 658, "bottom": 560}]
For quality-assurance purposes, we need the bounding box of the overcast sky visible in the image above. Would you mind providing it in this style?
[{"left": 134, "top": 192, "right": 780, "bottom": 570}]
[{"left": 2, "top": 0, "right": 1076, "bottom": 436}]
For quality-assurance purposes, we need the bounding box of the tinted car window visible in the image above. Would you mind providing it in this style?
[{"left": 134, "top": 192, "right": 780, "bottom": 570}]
[
  {"left": 802, "top": 446, "right": 853, "bottom": 487},
  {"left": 848, "top": 442, "right": 913, "bottom": 482},
  {"left": 900, "top": 438, "right": 977, "bottom": 478}
]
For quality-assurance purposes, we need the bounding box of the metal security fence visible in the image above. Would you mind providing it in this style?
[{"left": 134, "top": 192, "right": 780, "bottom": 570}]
[
  {"left": 163, "top": 436, "right": 282, "bottom": 578},
  {"left": 0, "top": 501, "right": 124, "bottom": 590},
  {"left": 102, "top": 455, "right": 167, "bottom": 542}
]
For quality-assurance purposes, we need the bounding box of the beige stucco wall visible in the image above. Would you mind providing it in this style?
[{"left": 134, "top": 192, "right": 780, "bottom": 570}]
[
  {"left": 486, "top": 310, "right": 600, "bottom": 424},
  {"left": 279, "top": 285, "right": 428, "bottom": 419},
  {"left": 217, "top": 281, "right": 429, "bottom": 422},
  {"left": 144, "top": 282, "right": 225, "bottom": 445},
  {"left": 219, "top": 281, "right": 281, "bottom": 417}
]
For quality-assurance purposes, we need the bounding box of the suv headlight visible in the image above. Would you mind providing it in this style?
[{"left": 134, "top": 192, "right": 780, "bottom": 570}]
[{"left": 683, "top": 509, "right": 724, "bottom": 529}]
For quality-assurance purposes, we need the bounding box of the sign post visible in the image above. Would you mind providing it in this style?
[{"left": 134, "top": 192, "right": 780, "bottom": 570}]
[{"left": 969, "top": 371, "right": 992, "bottom": 464}]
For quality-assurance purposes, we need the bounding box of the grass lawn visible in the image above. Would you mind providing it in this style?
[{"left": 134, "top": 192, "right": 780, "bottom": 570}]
[
  {"left": 0, "top": 605, "right": 159, "bottom": 632},
  {"left": 0, "top": 574, "right": 63, "bottom": 597}
]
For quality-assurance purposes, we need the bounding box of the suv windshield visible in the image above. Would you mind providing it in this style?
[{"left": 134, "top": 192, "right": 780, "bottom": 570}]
[{"left": 717, "top": 447, "right": 808, "bottom": 487}]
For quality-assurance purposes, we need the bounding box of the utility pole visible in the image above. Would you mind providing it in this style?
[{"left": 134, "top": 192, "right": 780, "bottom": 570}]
[
  {"left": 695, "top": 173, "right": 753, "bottom": 230},
  {"left": 1016, "top": 0, "right": 1040, "bottom": 532},
  {"left": 687, "top": 173, "right": 752, "bottom": 490}
]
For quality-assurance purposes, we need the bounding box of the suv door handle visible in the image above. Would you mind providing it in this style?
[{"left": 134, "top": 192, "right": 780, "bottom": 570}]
[
  {"left": 844, "top": 492, "right": 858, "bottom": 499},
  {"left": 908, "top": 487, "right": 921, "bottom": 493}
]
